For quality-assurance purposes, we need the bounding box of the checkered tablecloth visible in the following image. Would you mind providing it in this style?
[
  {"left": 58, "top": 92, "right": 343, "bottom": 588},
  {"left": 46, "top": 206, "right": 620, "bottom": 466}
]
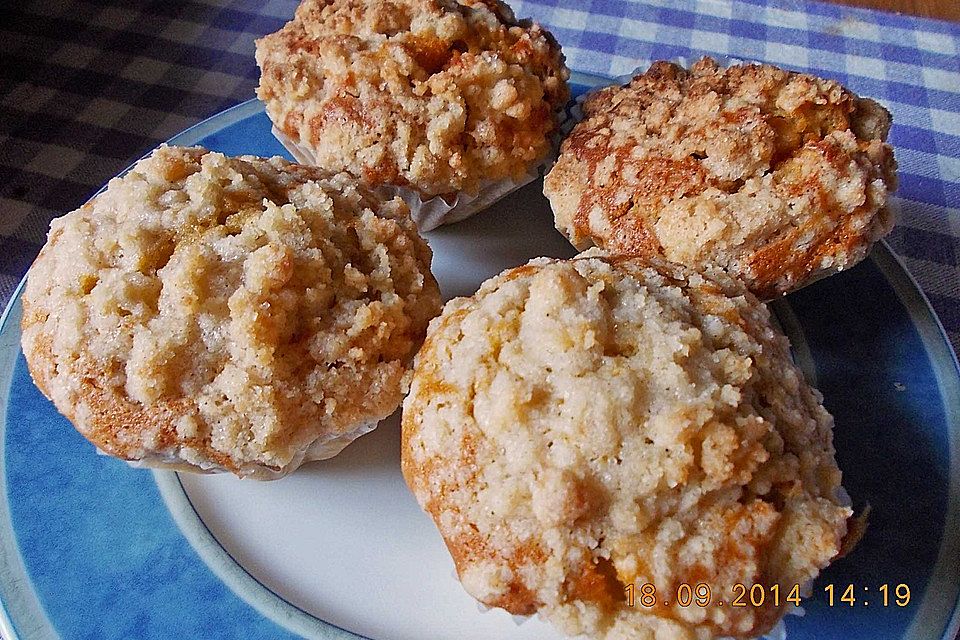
[{"left": 2, "top": 0, "right": 959, "bottom": 351}]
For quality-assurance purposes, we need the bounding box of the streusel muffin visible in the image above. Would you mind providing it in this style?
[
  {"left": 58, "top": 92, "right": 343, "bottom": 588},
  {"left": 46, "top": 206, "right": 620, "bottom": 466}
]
[
  {"left": 544, "top": 58, "right": 897, "bottom": 299},
  {"left": 402, "top": 251, "right": 851, "bottom": 639},
  {"left": 255, "top": 0, "right": 569, "bottom": 227},
  {"left": 22, "top": 145, "right": 441, "bottom": 479}
]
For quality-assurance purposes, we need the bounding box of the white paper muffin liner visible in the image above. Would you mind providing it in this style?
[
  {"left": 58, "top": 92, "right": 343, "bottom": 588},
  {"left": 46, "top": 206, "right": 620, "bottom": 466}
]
[
  {"left": 105, "top": 418, "right": 378, "bottom": 480},
  {"left": 271, "top": 123, "right": 564, "bottom": 232}
]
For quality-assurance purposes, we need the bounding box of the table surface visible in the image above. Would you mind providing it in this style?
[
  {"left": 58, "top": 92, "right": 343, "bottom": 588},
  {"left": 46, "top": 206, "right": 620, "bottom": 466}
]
[{"left": 829, "top": 0, "right": 959, "bottom": 21}]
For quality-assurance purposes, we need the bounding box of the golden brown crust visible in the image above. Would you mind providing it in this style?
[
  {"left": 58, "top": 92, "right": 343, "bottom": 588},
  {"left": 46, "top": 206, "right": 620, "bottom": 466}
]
[
  {"left": 402, "top": 251, "right": 851, "bottom": 639},
  {"left": 22, "top": 145, "right": 441, "bottom": 477},
  {"left": 255, "top": 0, "right": 569, "bottom": 197},
  {"left": 20, "top": 323, "right": 263, "bottom": 474},
  {"left": 544, "top": 57, "right": 897, "bottom": 299}
]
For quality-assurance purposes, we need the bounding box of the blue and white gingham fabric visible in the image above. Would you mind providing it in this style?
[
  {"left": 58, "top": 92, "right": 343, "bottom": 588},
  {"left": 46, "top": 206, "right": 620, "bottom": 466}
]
[{"left": 1, "top": 0, "right": 959, "bottom": 350}]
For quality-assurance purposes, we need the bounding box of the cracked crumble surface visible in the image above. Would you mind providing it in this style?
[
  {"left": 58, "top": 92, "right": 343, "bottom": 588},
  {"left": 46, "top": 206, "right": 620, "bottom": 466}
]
[
  {"left": 544, "top": 57, "right": 897, "bottom": 299},
  {"left": 402, "top": 250, "right": 850, "bottom": 639},
  {"left": 255, "top": 0, "right": 570, "bottom": 198},
  {"left": 22, "top": 145, "right": 441, "bottom": 478}
]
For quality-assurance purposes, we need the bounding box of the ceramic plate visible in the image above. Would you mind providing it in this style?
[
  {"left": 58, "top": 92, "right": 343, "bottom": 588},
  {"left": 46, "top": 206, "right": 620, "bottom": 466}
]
[{"left": 0, "top": 74, "right": 958, "bottom": 640}]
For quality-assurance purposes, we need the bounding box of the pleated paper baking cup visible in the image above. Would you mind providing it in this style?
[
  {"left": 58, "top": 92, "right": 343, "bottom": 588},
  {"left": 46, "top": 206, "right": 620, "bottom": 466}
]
[
  {"left": 116, "top": 418, "right": 377, "bottom": 480},
  {"left": 272, "top": 124, "right": 564, "bottom": 232}
]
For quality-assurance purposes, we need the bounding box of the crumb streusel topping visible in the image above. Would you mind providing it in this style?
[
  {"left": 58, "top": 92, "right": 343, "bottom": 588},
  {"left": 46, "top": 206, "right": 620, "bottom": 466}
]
[
  {"left": 402, "top": 251, "right": 851, "bottom": 639},
  {"left": 256, "top": 0, "right": 570, "bottom": 198},
  {"left": 544, "top": 58, "right": 897, "bottom": 299},
  {"left": 22, "top": 145, "right": 441, "bottom": 477}
]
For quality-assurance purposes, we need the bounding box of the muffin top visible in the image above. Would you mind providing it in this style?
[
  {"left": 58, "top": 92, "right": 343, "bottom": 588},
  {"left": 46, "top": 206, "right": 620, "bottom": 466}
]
[
  {"left": 544, "top": 58, "right": 897, "bottom": 299},
  {"left": 402, "top": 251, "right": 850, "bottom": 639},
  {"left": 256, "top": 0, "right": 569, "bottom": 198},
  {"left": 22, "top": 145, "right": 441, "bottom": 478}
]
